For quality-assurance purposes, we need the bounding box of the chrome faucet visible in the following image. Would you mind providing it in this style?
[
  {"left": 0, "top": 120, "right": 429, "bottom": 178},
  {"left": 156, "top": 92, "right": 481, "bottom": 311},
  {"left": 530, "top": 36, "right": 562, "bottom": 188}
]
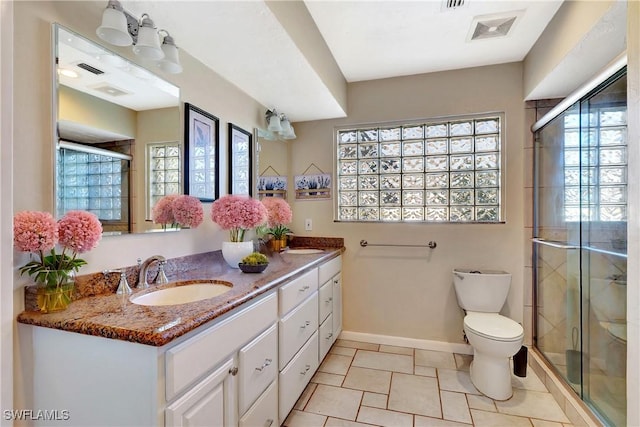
[
  {"left": 103, "top": 269, "right": 132, "bottom": 295},
  {"left": 137, "top": 255, "right": 168, "bottom": 289}
]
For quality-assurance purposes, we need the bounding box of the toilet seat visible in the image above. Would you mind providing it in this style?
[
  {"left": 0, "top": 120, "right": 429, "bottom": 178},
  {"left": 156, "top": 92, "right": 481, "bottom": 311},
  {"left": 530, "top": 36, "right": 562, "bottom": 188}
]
[{"left": 464, "top": 312, "right": 524, "bottom": 342}]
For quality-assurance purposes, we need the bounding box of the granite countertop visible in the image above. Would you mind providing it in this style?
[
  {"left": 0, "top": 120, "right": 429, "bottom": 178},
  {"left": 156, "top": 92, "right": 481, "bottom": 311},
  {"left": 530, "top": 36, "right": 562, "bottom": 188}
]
[{"left": 17, "top": 241, "right": 344, "bottom": 347}]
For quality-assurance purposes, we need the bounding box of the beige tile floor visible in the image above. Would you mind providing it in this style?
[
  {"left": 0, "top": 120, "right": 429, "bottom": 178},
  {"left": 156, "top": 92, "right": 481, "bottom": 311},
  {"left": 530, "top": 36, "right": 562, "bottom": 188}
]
[{"left": 284, "top": 339, "right": 574, "bottom": 427}]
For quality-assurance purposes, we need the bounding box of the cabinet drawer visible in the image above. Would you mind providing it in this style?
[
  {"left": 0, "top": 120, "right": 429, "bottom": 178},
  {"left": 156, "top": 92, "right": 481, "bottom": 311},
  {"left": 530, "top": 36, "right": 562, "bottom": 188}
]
[
  {"left": 318, "top": 255, "right": 341, "bottom": 285},
  {"left": 318, "top": 313, "right": 334, "bottom": 362},
  {"left": 279, "top": 293, "right": 318, "bottom": 370},
  {"left": 239, "top": 379, "right": 278, "bottom": 427},
  {"left": 279, "top": 332, "right": 319, "bottom": 424},
  {"left": 166, "top": 292, "right": 277, "bottom": 401},
  {"left": 279, "top": 268, "right": 318, "bottom": 316},
  {"left": 239, "top": 324, "right": 278, "bottom": 416},
  {"left": 318, "top": 280, "right": 333, "bottom": 324}
]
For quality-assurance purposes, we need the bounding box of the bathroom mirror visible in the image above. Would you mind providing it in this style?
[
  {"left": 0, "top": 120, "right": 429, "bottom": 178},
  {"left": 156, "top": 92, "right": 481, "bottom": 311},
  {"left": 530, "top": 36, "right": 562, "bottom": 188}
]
[
  {"left": 255, "top": 130, "right": 290, "bottom": 199},
  {"left": 54, "top": 24, "right": 181, "bottom": 235}
]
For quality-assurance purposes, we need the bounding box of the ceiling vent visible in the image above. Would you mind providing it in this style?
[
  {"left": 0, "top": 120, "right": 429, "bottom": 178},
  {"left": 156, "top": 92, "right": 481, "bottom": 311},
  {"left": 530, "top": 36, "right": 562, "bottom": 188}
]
[
  {"left": 89, "top": 83, "right": 130, "bottom": 97},
  {"left": 467, "top": 11, "right": 522, "bottom": 41},
  {"left": 76, "top": 62, "right": 104, "bottom": 75},
  {"left": 442, "top": 0, "right": 467, "bottom": 10}
]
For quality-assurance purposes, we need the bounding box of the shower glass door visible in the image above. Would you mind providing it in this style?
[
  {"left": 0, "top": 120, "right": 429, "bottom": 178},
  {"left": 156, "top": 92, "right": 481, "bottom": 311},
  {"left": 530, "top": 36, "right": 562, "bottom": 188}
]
[{"left": 534, "top": 68, "right": 627, "bottom": 426}]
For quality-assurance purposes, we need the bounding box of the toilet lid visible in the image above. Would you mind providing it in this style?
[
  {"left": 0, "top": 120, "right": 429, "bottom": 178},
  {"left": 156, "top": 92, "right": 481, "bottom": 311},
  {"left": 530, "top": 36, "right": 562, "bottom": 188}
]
[{"left": 464, "top": 313, "right": 524, "bottom": 341}]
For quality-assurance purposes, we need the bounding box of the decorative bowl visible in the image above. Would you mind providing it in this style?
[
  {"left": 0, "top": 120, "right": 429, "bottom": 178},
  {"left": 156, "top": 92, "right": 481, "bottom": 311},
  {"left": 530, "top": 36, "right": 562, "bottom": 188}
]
[{"left": 238, "top": 263, "right": 268, "bottom": 273}]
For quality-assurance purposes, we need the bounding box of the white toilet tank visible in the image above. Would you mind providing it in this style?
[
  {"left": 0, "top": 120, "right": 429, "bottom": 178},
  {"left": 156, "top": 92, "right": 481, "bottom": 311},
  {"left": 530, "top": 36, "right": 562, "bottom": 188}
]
[{"left": 453, "top": 269, "right": 512, "bottom": 312}]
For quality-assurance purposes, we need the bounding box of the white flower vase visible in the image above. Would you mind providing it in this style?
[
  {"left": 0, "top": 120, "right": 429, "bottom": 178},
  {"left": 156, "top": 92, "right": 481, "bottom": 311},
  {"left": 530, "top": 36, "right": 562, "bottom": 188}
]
[{"left": 222, "top": 241, "right": 254, "bottom": 268}]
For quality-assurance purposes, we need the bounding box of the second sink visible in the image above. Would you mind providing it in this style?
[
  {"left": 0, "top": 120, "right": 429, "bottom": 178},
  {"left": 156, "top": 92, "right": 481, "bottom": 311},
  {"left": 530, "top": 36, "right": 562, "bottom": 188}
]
[
  {"left": 285, "top": 248, "right": 325, "bottom": 254},
  {"left": 130, "top": 281, "right": 233, "bottom": 306}
]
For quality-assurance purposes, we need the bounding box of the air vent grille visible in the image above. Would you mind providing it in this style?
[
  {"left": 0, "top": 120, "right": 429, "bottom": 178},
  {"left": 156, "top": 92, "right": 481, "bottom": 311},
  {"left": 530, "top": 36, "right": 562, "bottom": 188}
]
[
  {"left": 445, "top": 0, "right": 465, "bottom": 9},
  {"left": 76, "top": 63, "right": 104, "bottom": 75}
]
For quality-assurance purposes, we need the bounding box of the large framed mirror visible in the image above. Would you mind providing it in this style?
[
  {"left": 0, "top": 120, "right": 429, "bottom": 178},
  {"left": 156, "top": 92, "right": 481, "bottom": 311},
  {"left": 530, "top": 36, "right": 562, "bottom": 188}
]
[{"left": 53, "top": 24, "right": 181, "bottom": 235}]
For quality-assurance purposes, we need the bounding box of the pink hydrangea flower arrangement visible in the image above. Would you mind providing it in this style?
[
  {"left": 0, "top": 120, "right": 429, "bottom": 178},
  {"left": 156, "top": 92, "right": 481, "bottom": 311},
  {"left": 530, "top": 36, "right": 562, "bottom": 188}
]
[
  {"left": 14, "top": 210, "right": 102, "bottom": 289},
  {"left": 152, "top": 194, "right": 204, "bottom": 229},
  {"left": 172, "top": 195, "right": 204, "bottom": 228},
  {"left": 261, "top": 197, "right": 293, "bottom": 239},
  {"left": 210, "top": 195, "right": 267, "bottom": 242},
  {"left": 152, "top": 194, "right": 181, "bottom": 228}
]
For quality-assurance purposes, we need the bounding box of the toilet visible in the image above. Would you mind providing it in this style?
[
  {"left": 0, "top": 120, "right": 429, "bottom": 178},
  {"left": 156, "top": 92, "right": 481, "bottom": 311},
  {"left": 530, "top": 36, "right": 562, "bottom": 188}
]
[{"left": 453, "top": 269, "right": 524, "bottom": 400}]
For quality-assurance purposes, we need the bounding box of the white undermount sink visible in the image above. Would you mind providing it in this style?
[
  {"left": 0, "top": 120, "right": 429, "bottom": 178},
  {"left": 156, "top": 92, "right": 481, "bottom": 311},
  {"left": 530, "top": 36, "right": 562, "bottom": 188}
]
[
  {"left": 130, "top": 281, "right": 233, "bottom": 306},
  {"left": 285, "top": 248, "right": 325, "bottom": 254}
]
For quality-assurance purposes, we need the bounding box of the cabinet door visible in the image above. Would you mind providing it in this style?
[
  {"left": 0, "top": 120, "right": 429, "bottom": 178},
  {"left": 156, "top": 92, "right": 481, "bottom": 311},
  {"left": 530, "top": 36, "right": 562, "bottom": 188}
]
[
  {"left": 165, "top": 358, "right": 237, "bottom": 427},
  {"left": 332, "top": 273, "right": 342, "bottom": 341}
]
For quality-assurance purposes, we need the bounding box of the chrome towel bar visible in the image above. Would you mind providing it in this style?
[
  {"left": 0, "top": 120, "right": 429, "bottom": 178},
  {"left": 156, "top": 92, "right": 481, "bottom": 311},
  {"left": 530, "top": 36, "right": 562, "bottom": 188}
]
[{"left": 360, "top": 240, "right": 437, "bottom": 249}]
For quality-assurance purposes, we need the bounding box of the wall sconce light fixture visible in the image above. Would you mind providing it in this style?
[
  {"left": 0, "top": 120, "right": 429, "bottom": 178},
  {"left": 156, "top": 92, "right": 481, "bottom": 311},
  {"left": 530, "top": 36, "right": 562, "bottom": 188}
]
[
  {"left": 263, "top": 109, "right": 296, "bottom": 140},
  {"left": 96, "top": 0, "right": 182, "bottom": 74}
]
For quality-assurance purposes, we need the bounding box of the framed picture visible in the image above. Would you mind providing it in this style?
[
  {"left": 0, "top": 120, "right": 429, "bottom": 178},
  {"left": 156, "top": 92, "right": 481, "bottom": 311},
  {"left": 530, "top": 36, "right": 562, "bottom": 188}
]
[
  {"left": 184, "top": 103, "right": 219, "bottom": 202},
  {"left": 228, "top": 123, "right": 252, "bottom": 195},
  {"left": 294, "top": 173, "right": 332, "bottom": 200},
  {"left": 258, "top": 175, "right": 287, "bottom": 199}
]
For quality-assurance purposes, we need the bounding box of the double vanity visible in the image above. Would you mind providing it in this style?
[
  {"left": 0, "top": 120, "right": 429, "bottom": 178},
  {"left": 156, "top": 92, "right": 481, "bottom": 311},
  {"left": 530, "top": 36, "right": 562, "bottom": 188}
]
[{"left": 17, "top": 243, "right": 343, "bottom": 426}]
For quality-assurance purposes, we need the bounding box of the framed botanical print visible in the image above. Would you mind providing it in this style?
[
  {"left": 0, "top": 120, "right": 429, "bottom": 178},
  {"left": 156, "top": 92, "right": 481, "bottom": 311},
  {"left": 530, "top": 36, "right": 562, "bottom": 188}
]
[
  {"left": 228, "top": 123, "right": 252, "bottom": 195},
  {"left": 184, "top": 103, "right": 219, "bottom": 202}
]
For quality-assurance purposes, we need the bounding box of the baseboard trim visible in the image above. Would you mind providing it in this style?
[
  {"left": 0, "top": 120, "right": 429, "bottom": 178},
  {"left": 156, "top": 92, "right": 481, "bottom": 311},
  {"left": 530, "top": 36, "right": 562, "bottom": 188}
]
[{"left": 339, "top": 330, "right": 473, "bottom": 355}]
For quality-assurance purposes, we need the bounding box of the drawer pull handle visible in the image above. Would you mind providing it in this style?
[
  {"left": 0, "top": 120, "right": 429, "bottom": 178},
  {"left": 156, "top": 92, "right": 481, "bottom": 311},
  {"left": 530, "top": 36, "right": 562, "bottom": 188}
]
[
  {"left": 265, "top": 419, "right": 274, "bottom": 427},
  {"left": 326, "top": 297, "right": 333, "bottom": 303},
  {"left": 255, "top": 358, "right": 272, "bottom": 372},
  {"left": 326, "top": 333, "right": 333, "bottom": 340},
  {"left": 300, "top": 364, "right": 311, "bottom": 375},
  {"left": 299, "top": 285, "right": 310, "bottom": 292},
  {"left": 229, "top": 367, "right": 238, "bottom": 376},
  {"left": 333, "top": 279, "right": 339, "bottom": 284},
  {"left": 300, "top": 320, "right": 311, "bottom": 329}
]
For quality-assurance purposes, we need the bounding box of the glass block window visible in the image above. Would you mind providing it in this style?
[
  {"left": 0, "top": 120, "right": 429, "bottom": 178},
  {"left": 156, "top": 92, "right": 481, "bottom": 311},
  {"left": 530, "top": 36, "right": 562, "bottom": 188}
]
[
  {"left": 57, "top": 148, "right": 128, "bottom": 222},
  {"left": 147, "top": 142, "right": 181, "bottom": 219},
  {"left": 563, "top": 107, "right": 627, "bottom": 221},
  {"left": 336, "top": 115, "right": 502, "bottom": 222}
]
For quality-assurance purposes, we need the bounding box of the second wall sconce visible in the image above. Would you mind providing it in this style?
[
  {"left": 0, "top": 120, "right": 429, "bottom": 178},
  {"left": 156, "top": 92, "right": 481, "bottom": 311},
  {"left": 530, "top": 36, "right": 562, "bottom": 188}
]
[
  {"left": 96, "top": 0, "right": 182, "bottom": 74},
  {"left": 263, "top": 109, "right": 296, "bottom": 140}
]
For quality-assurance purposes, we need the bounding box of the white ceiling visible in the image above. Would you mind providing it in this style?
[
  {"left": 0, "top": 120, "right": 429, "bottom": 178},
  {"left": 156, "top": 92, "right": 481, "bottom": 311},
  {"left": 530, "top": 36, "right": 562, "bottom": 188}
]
[
  {"left": 304, "top": 0, "right": 562, "bottom": 82},
  {"left": 115, "top": 0, "right": 568, "bottom": 122}
]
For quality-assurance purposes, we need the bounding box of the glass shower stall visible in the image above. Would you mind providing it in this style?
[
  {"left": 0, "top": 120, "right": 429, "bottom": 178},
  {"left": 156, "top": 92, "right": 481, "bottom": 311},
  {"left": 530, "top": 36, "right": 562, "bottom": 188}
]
[{"left": 532, "top": 65, "right": 627, "bottom": 426}]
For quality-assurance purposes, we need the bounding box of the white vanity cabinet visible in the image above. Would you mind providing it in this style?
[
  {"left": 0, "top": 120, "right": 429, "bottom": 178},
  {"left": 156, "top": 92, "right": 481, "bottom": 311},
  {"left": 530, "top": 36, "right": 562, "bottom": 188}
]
[
  {"left": 27, "top": 291, "right": 278, "bottom": 427},
  {"left": 25, "top": 253, "right": 343, "bottom": 427}
]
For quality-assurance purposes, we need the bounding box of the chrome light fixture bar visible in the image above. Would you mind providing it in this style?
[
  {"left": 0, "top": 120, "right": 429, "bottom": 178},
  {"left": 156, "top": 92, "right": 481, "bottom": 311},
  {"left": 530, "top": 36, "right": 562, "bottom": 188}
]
[
  {"left": 262, "top": 109, "right": 296, "bottom": 140},
  {"left": 96, "top": 0, "right": 182, "bottom": 74}
]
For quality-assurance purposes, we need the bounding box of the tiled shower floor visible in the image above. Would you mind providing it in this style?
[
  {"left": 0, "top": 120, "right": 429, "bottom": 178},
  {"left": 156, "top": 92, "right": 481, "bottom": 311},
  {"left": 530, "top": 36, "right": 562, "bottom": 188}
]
[{"left": 284, "top": 339, "right": 574, "bottom": 427}]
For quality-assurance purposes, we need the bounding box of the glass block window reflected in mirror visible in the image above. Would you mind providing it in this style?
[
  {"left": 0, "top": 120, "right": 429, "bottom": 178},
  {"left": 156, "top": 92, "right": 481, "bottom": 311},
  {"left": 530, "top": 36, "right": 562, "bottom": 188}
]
[
  {"left": 563, "top": 107, "right": 627, "bottom": 222},
  {"left": 57, "top": 146, "right": 129, "bottom": 224},
  {"left": 336, "top": 115, "right": 503, "bottom": 222},
  {"left": 147, "top": 142, "right": 181, "bottom": 220}
]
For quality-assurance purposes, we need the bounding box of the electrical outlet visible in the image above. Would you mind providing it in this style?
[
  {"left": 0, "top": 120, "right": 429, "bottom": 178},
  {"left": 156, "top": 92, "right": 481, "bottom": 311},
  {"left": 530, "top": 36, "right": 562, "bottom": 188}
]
[{"left": 305, "top": 218, "right": 312, "bottom": 231}]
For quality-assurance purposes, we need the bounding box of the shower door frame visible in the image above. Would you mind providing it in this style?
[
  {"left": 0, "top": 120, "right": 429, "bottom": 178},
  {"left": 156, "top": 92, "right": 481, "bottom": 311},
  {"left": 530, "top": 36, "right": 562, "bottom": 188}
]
[{"left": 531, "top": 57, "right": 628, "bottom": 427}]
